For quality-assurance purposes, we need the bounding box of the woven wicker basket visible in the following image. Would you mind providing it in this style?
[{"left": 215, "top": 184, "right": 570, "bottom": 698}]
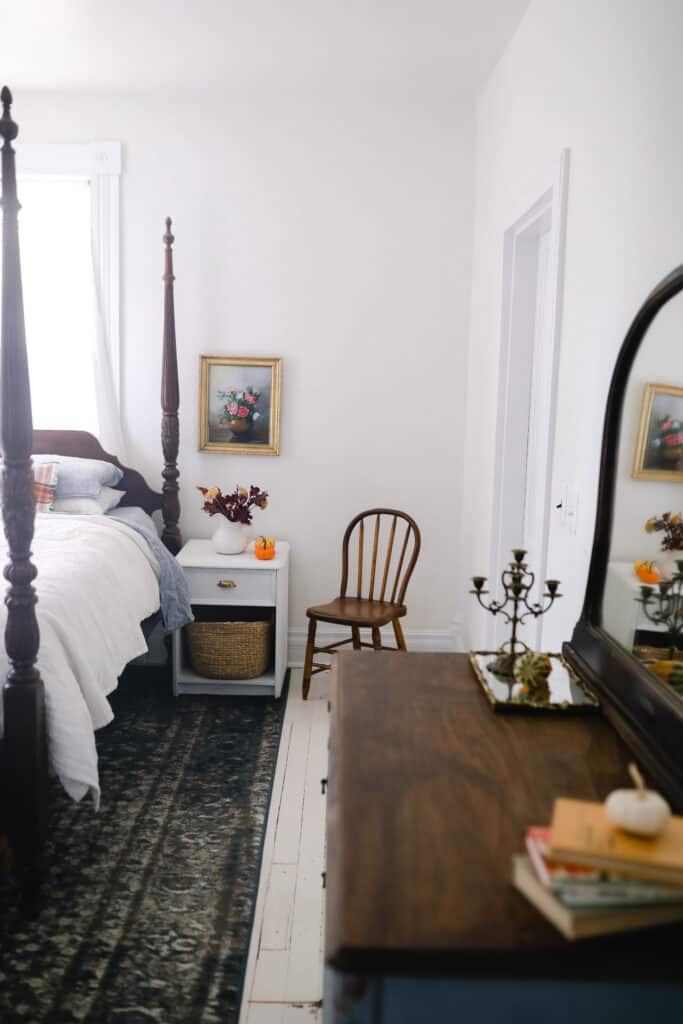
[{"left": 186, "top": 619, "right": 272, "bottom": 679}]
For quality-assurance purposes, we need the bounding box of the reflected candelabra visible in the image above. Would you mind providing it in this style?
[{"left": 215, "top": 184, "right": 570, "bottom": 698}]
[
  {"left": 636, "top": 561, "right": 683, "bottom": 656},
  {"left": 470, "top": 548, "right": 561, "bottom": 676}
]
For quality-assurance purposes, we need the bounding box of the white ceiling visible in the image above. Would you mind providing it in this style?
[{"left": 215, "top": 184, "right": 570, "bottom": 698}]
[{"left": 1, "top": 1, "right": 530, "bottom": 95}]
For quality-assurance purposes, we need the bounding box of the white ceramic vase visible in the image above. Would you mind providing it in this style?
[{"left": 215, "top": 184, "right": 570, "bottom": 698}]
[{"left": 212, "top": 519, "right": 248, "bottom": 555}]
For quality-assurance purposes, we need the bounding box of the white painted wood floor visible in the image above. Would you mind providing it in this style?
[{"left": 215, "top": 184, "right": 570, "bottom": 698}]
[{"left": 239, "top": 668, "right": 329, "bottom": 1024}]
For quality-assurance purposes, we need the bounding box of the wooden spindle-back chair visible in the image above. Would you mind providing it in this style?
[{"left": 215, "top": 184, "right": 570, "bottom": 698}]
[{"left": 302, "top": 508, "right": 421, "bottom": 699}]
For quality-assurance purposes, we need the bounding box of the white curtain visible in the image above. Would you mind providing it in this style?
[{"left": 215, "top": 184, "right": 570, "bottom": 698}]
[
  {"left": 89, "top": 222, "right": 126, "bottom": 458},
  {"left": 10, "top": 176, "right": 125, "bottom": 456}
]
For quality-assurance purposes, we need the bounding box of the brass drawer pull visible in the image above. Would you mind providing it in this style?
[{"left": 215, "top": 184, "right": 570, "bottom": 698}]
[{"left": 217, "top": 579, "right": 237, "bottom": 589}]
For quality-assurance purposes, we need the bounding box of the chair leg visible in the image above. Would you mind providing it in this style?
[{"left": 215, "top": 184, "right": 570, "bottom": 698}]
[
  {"left": 351, "top": 625, "right": 361, "bottom": 650},
  {"left": 372, "top": 627, "right": 382, "bottom": 651},
  {"left": 392, "top": 618, "right": 407, "bottom": 651},
  {"left": 303, "top": 618, "right": 317, "bottom": 700}
]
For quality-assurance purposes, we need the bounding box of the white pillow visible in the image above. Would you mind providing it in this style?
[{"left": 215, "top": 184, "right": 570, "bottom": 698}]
[
  {"left": 33, "top": 454, "right": 124, "bottom": 498},
  {"left": 52, "top": 487, "right": 125, "bottom": 515}
]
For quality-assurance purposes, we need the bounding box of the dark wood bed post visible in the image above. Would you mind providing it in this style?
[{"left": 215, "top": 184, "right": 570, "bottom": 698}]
[
  {"left": 161, "top": 217, "right": 181, "bottom": 555},
  {"left": 0, "top": 87, "right": 48, "bottom": 892}
]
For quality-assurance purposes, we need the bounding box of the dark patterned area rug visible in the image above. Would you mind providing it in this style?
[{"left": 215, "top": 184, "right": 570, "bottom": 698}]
[{"left": 0, "top": 666, "right": 288, "bottom": 1024}]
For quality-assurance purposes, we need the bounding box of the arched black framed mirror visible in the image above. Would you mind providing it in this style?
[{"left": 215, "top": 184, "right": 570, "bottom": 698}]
[{"left": 565, "top": 265, "right": 683, "bottom": 809}]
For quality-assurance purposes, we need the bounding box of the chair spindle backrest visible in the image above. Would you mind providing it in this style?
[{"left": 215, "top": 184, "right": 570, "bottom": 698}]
[{"left": 340, "top": 509, "right": 421, "bottom": 606}]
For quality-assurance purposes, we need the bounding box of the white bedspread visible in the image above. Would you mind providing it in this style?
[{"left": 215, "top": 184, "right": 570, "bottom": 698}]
[{"left": 0, "top": 513, "right": 161, "bottom": 807}]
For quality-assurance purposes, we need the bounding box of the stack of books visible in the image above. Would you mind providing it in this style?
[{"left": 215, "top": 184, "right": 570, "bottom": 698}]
[{"left": 513, "top": 798, "right": 683, "bottom": 940}]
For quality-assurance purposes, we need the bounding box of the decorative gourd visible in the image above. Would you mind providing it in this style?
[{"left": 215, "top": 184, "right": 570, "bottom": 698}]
[
  {"left": 634, "top": 559, "right": 661, "bottom": 585},
  {"left": 254, "top": 535, "right": 276, "bottom": 561},
  {"left": 650, "top": 660, "right": 683, "bottom": 686},
  {"left": 513, "top": 651, "right": 552, "bottom": 703},
  {"left": 605, "top": 763, "right": 671, "bottom": 838}
]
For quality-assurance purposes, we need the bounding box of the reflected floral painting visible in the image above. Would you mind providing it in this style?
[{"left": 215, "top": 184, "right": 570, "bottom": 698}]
[{"left": 633, "top": 383, "right": 683, "bottom": 480}]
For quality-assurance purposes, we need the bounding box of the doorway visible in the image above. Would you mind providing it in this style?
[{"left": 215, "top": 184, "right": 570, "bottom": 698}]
[{"left": 488, "top": 151, "right": 570, "bottom": 651}]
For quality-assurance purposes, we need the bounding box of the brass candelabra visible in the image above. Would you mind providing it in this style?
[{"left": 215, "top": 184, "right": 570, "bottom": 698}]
[
  {"left": 635, "top": 560, "right": 683, "bottom": 656},
  {"left": 470, "top": 548, "right": 561, "bottom": 676}
]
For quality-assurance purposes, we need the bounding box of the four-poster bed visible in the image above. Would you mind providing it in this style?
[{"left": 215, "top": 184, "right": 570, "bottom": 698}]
[{"left": 0, "top": 87, "right": 183, "bottom": 894}]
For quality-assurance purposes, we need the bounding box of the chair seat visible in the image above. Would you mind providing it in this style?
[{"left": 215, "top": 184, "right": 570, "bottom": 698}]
[{"left": 307, "top": 597, "right": 406, "bottom": 627}]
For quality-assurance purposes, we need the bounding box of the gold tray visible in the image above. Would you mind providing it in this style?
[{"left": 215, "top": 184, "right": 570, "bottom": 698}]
[{"left": 469, "top": 651, "right": 599, "bottom": 713}]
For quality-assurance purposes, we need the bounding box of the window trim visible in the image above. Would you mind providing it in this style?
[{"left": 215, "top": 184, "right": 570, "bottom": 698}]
[{"left": 16, "top": 141, "right": 122, "bottom": 400}]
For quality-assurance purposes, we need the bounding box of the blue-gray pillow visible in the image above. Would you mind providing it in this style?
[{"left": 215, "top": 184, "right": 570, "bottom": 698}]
[{"left": 33, "top": 454, "right": 123, "bottom": 499}]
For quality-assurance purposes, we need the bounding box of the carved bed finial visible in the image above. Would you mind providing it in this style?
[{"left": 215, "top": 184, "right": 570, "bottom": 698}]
[
  {"left": 163, "top": 215, "right": 175, "bottom": 251},
  {"left": 161, "top": 217, "right": 181, "bottom": 554},
  {"left": 0, "top": 86, "right": 18, "bottom": 144},
  {"left": 1, "top": 86, "right": 48, "bottom": 888}
]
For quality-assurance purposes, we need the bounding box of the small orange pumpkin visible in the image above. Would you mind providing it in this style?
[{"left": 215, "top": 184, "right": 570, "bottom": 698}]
[
  {"left": 254, "top": 535, "right": 276, "bottom": 560},
  {"left": 634, "top": 559, "right": 661, "bottom": 585}
]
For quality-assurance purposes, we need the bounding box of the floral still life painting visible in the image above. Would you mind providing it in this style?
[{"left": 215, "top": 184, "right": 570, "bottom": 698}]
[{"left": 199, "top": 356, "right": 281, "bottom": 455}]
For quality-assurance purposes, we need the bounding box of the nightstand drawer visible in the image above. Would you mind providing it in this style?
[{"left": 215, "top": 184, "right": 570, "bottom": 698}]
[{"left": 185, "top": 567, "right": 277, "bottom": 605}]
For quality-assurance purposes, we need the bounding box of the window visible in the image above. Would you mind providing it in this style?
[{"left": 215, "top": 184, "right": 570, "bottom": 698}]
[
  {"left": 19, "top": 177, "right": 98, "bottom": 432},
  {"left": 3, "top": 142, "right": 122, "bottom": 449}
]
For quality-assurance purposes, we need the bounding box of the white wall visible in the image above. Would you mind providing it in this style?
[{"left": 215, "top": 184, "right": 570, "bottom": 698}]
[
  {"left": 463, "top": 0, "right": 683, "bottom": 649},
  {"left": 17, "top": 88, "right": 473, "bottom": 648}
]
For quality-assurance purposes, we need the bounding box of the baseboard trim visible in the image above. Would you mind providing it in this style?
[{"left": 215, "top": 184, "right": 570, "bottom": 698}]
[{"left": 287, "top": 623, "right": 463, "bottom": 667}]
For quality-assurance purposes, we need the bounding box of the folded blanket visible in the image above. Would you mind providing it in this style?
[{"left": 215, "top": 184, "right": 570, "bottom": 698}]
[{"left": 108, "top": 506, "right": 194, "bottom": 632}]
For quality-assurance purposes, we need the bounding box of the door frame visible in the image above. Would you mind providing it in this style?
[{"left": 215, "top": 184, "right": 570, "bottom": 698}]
[{"left": 487, "top": 149, "right": 570, "bottom": 650}]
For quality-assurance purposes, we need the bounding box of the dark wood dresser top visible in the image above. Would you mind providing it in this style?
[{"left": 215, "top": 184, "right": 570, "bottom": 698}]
[{"left": 325, "top": 651, "right": 683, "bottom": 980}]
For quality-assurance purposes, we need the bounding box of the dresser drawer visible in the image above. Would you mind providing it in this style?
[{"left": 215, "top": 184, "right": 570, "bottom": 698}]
[{"left": 185, "top": 567, "right": 276, "bottom": 606}]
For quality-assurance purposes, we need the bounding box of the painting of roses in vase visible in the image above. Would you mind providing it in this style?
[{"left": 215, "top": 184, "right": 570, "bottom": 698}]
[
  {"left": 219, "top": 384, "right": 261, "bottom": 440},
  {"left": 199, "top": 356, "right": 281, "bottom": 455},
  {"left": 633, "top": 383, "right": 683, "bottom": 480}
]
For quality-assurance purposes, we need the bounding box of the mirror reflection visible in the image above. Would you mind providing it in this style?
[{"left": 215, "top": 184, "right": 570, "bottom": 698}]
[{"left": 604, "top": 291, "right": 683, "bottom": 700}]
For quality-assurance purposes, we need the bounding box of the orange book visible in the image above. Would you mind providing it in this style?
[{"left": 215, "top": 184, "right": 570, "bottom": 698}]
[{"left": 549, "top": 798, "right": 683, "bottom": 887}]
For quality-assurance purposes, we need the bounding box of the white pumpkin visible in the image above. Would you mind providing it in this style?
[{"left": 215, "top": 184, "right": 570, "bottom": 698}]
[{"left": 605, "top": 763, "right": 672, "bottom": 838}]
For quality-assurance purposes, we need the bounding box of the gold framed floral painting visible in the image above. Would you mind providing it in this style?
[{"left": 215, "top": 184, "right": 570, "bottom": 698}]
[
  {"left": 199, "top": 356, "right": 281, "bottom": 455},
  {"left": 633, "top": 382, "right": 683, "bottom": 481}
]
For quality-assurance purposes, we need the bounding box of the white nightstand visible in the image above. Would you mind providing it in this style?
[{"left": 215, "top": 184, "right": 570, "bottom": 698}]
[
  {"left": 173, "top": 539, "right": 289, "bottom": 698},
  {"left": 603, "top": 560, "right": 668, "bottom": 651}
]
